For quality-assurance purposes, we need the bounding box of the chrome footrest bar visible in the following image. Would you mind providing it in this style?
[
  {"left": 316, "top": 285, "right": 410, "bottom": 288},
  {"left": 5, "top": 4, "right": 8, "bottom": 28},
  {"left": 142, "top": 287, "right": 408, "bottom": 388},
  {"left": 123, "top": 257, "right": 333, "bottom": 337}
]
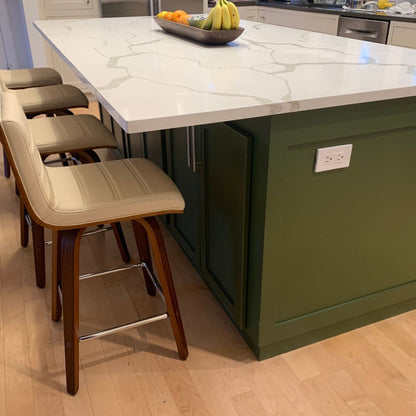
[
  {"left": 79, "top": 262, "right": 142, "bottom": 281},
  {"left": 142, "top": 262, "right": 165, "bottom": 303},
  {"left": 79, "top": 313, "right": 168, "bottom": 342},
  {"left": 25, "top": 213, "right": 32, "bottom": 228}
]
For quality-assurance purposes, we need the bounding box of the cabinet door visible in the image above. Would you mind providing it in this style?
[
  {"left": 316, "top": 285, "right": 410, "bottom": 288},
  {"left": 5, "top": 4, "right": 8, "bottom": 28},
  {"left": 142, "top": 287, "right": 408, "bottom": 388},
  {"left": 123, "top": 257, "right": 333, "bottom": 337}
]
[
  {"left": 258, "top": 7, "right": 339, "bottom": 35},
  {"left": 387, "top": 21, "right": 416, "bottom": 49},
  {"left": 166, "top": 127, "right": 201, "bottom": 268},
  {"left": 42, "top": 0, "right": 94, "bottom": 11},
  {"left": 199, "top": 123, "right": 252, "bottom": 328},
  {"left": 238, "top": 6, "right": 258, "bottom": 22}
]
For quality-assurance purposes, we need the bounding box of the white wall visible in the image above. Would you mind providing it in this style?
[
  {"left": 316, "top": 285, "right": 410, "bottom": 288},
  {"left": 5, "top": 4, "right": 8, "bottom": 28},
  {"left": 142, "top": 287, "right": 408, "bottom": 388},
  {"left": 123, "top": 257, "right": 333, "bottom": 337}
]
[
  {"left": 21, "top": 0, "right": 47, "bottom": 67},
  {"left": 0, "top": 0, "right": 32, "bottom": 69}
]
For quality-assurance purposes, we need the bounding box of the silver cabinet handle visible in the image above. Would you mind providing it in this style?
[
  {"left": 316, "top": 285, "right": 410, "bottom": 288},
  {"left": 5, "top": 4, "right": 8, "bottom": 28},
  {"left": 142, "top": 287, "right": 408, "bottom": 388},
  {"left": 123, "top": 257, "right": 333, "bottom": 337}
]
[
  {"left": 191, "top": 126, "right": 197, "bottom": 172},
  {"left": 344, "top": 28, "right": 378, "bottom": 39},
  {"left": 186, "top": 127, "right": 191, "bottom": 168}
]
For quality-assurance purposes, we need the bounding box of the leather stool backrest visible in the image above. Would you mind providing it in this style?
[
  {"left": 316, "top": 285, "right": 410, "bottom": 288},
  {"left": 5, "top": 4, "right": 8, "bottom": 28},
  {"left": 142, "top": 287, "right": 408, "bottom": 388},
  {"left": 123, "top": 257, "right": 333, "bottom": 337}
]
[
  {"left": 0, "top": 75, "right": 8, "bottom": 92},
  {"left": 0, "top": 91, "right": 52, "bottom": 223}
]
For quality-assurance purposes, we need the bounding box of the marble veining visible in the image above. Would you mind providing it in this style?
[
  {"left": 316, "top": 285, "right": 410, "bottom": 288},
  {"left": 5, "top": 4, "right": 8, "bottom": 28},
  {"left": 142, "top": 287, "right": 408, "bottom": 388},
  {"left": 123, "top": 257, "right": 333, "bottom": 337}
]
[{"left": 34, "top": 17, "right": 416, "bottom": 133}]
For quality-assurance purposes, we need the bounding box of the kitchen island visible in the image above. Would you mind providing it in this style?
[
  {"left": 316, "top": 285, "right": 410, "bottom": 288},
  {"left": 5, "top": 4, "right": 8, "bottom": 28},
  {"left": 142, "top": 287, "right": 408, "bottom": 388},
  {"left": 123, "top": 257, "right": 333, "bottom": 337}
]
[{"left": 35, "top": 17, "right": 416, "bottom": 359}]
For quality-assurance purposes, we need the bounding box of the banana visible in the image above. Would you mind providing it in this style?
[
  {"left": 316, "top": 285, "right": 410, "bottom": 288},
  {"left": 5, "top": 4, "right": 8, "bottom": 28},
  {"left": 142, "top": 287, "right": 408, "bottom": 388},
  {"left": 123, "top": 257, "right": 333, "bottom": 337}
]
[
  {"left": 202, "top": 8, "right": 215, "bottom": 29},
  {"left": 220, "top": 0, "right": 232, "bottom": 30},
  {"left": 211, "top": 1, "right": 222, "bottom": 30},
  {"left": 224, "top": 0, "right": 240, "bottom": 29}
]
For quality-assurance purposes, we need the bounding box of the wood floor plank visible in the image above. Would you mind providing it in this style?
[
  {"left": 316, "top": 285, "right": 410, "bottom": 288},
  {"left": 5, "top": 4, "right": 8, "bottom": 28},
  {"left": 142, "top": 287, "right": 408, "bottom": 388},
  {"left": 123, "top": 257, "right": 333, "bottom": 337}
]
[
  {"left": 0, "top": 256, "right": 6, "bottom": 416},
  {"left": 299, "top": 374, "right": 356, "bottom": 416},
  {"left": 257, "top": 357, "right": 320, "bottom": 416},
  {"left": 324, "top": 332, "right": 416, "bottom": 416},
  {"left": 346, "top": 396, "right": 386, "bottom": 416},
  {"left": 1, "top": 252, "right": 35, "bottom": 416},
  {"left": 24, "top": 296, "right": 65, "bottom": 416},
  {"left": 231, "top": 390, "right": 270, "bottom": 416},
  {"left": 358, "top": 324, "right": 416, "bottom": 384},
  {"left": 282, "top": 344, "right": 321, "bottom": 381}
]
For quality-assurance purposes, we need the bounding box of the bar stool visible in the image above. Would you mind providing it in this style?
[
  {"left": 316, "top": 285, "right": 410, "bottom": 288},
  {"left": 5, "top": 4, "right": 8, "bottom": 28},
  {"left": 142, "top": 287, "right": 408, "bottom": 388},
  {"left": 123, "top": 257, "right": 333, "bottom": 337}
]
[
  {"left": 0, "top": 75, "right": 129, "bottom": 278},
  {"left": 0, "top": 74, "right": 89, "bottom": 177},
  {"left": 0, "top": 91, "right": 188, "bottom": 395},
  {"left": 21, "top": 112, "right": 131, "bottom": 289},
  {"left": 0, "top": 67, "right": 62, "bottom": 89}
]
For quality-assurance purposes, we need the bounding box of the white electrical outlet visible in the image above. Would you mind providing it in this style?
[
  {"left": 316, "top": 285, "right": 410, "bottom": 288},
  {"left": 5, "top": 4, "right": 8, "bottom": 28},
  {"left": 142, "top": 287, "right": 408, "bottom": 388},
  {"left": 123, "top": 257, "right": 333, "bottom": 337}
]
[{"left": 314, "top": 144, "right": 353, "bottom": 173}]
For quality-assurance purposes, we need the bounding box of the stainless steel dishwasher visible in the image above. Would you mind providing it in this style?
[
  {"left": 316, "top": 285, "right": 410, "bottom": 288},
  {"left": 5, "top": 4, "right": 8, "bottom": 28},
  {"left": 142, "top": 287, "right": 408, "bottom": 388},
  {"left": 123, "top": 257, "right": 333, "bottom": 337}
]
[{"left": 337, "top": 16, "right": 390, "bottom": 43}]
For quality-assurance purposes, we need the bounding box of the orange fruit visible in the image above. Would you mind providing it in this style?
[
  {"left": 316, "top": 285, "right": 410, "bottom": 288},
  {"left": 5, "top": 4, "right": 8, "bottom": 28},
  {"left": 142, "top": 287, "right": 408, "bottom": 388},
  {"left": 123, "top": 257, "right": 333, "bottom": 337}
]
[
  {"left": 177, "top": 14, "right": 190, "bottom": 25},
  {"left": 164, "top": 12, "right": 173, "bottom": 20},
  {"left": 172, "top": 9, "right": 187, "bottom": 22}
]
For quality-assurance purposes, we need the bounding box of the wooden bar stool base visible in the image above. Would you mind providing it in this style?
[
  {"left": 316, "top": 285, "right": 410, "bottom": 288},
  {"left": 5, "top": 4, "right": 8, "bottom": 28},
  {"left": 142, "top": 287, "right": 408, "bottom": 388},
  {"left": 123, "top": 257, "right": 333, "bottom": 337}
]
[{"left": 53, "top": 216, "right": 188, "bottom": 395}]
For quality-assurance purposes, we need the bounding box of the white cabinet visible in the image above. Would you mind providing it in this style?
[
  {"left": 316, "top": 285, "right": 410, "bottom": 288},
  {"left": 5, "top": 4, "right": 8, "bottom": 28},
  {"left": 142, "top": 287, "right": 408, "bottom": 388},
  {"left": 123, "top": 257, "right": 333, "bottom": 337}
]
[
  {"left": 239, "top": 6, "right": 258, "bottom": 22},
  {"left": 387, "top": 21, "right": 416, "bottom": 49},
  {"left": 42, "top": 0, "right": 94, "bottom": 12},
  {"left": 257, "top": 7, "right": 339, "bottom": 35}
]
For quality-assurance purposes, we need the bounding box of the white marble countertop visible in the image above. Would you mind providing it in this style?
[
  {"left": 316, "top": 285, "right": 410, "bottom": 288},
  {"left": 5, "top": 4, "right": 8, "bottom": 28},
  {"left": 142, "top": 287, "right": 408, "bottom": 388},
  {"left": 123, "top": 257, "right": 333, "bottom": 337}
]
[{"left": 34, "top": 17, "right": 416, "bottom": 134}]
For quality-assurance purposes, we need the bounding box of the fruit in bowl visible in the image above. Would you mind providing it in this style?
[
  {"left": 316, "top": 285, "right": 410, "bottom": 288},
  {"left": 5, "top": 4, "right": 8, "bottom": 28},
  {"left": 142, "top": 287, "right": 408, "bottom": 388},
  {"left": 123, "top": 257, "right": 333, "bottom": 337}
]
[
  {"left": 156, "top": 0, "right": 240, "bottom": 30},
  {"left": 200, "top": 0, "right": 240, "bottom": 30},
  {"left": 157, "top": 9, "right": 190, "bottom": 25}
]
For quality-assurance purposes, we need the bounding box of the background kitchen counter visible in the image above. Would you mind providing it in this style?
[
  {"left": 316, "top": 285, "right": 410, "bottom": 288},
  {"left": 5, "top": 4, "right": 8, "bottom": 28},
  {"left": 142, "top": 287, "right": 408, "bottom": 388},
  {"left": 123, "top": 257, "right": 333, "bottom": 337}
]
[
  {"left": 208, "top": 0, "right": 416, "bottom": 23},
  {"left": 255, "top": 0, "right": 416, "bottom": 23}
]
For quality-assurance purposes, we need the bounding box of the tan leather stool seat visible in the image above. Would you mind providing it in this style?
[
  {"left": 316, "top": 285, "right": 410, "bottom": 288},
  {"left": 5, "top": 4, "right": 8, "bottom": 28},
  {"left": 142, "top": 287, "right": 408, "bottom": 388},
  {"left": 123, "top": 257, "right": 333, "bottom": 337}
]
[
  {"left": 30, "top": 114, "right": 117, "bottom": 155},
  {"left": 0, "top": 68, "right": 62, "bottom": 89},
  {"left": 43, "top": 158, "right": 184, "bottom": 228},
  {"left": 14, "top": 84, "right": 89, "bottom": 116}
]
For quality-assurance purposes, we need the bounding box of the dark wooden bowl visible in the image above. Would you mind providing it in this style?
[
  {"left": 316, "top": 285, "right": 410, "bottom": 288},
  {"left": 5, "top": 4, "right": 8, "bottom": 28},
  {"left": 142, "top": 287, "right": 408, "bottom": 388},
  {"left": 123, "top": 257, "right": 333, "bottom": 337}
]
[{"left": 153, "top": 17, "right": 245, "bottom": 45}]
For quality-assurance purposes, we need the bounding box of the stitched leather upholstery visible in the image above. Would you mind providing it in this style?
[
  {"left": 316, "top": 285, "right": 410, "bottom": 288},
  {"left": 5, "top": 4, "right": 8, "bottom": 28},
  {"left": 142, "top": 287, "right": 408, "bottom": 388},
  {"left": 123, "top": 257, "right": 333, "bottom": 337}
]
[
  {"left": 30, "top": 114, "right": 117, "bottom": 154},
  {"left": 0, "top": 91, "right": 184, "bottom": 229},
  {"left": 0, "top": 74, "right": 88, "bottom": 115},
  {"left": 0, "top": 68, "right": 62, "bottom": 89}
]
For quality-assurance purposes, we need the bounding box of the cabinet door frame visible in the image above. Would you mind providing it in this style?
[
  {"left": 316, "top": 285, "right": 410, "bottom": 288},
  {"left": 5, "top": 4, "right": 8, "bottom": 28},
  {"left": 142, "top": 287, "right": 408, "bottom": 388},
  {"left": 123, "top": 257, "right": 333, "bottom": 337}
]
[
  {"left": 42, "top": 0, "right": 94, "bottom": 11},
  {"left": 199, "top": 122, "right": 253, "bottom": 328},
  {"left": 387, "top": 21, "right": 416, "bottom": 49}
]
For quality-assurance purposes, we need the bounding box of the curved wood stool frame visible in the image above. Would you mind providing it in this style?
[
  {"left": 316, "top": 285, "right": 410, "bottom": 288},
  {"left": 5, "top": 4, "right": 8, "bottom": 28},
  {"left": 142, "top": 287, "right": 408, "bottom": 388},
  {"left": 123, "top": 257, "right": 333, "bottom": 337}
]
[{"left": 52, "top": 216, "right": 188, "bottom": 395}]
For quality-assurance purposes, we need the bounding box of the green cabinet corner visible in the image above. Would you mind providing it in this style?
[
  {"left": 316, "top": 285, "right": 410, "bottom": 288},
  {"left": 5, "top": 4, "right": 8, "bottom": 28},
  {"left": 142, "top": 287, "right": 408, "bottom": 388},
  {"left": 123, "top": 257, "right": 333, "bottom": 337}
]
[{"left": 122, "top": 97, "right": 416, "bottom": 361}]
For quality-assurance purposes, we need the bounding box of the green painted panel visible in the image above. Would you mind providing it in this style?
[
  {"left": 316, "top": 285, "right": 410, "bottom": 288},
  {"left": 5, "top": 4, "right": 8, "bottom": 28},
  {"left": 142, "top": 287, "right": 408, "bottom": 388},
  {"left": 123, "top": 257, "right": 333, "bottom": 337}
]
[
  {"left": 199, "top": 122, "right": 252, "bottom": 327},
  {"left": 229, "top": 117, "right": 271, "bottom": 340},
  {"left": 255, "top": 282, "right": 416, "bottom": 359},
  {"left": 257, "top": 97, "right": 416, "bottom": 348}
]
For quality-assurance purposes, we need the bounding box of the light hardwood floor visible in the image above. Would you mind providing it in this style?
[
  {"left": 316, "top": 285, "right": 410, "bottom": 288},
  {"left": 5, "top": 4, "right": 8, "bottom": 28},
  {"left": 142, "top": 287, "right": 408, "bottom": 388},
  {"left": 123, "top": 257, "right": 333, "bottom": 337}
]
[{"left": 2, "top": 107, "right": 416, "bottom": 415}]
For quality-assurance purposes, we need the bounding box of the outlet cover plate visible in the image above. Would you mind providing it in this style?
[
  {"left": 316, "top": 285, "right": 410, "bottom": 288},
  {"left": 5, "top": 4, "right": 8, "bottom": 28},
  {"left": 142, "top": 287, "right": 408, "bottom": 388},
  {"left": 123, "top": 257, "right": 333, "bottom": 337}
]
[{"left": 314, "top": 144, "right": 353, "bottom": 173}]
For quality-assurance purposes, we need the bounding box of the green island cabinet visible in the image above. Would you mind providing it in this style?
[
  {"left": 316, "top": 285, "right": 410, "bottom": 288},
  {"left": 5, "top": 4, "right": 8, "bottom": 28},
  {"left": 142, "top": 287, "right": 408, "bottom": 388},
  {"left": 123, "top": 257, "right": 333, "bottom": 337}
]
[{"left": 118, "top": 96, "right": 416, "bottom": 360}]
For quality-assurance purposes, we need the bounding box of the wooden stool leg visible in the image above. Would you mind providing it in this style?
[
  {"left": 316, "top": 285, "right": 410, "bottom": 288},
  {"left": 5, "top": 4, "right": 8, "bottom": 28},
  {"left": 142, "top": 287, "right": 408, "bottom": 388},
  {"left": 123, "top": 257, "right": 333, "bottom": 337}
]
[
  {"left": 20, "top": 199, "right": 29, "bottom": 247},
  {"left": 133, "top": 218, "right": 188, "bottom": 360},
  {"left": 3, "top": 149, "right": 10, "bottom": 178},
  {"left": 131, "top": 220, "right": 156, "bottom": 296},
  {"left": 111, "top": 222, "right": 131, "bottom": 263},
  {"left": 59, "top": 228, "right": 85, "bottom": 395},
  {"left": 32, "top": 220, "right": 45, "bottom": 288},
  {"left": 52, "top": 230, "right": 62, "bottom": 322}
]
